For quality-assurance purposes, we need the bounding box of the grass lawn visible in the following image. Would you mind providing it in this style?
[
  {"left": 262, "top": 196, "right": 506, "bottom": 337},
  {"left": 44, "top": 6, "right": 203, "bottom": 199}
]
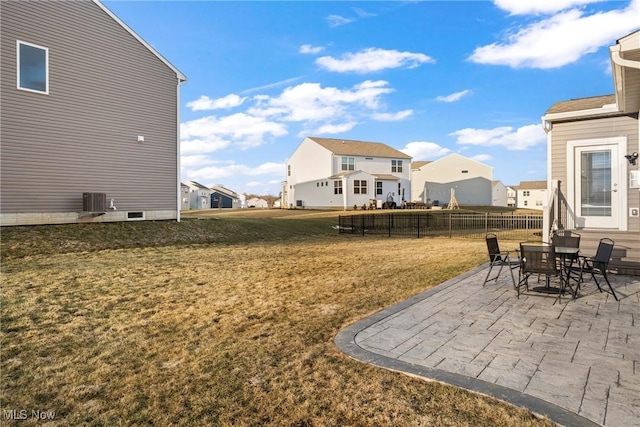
[{"left": 1, "top": 210, "right": 552, "bottom": 426}]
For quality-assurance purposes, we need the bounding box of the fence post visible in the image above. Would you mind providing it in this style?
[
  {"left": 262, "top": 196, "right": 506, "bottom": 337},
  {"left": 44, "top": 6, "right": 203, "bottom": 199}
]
[
  {"left": 388, "top": 214, "right": 392, "bottom": 237},
  {"left": 448, "top": 213, "right": 452, "bottom": 238},
  {"left": 484, "top": 212, "right": 488, "bottom": 235},
  {"left": 417, "top": 213, "right": 420, "bottom": 238}
]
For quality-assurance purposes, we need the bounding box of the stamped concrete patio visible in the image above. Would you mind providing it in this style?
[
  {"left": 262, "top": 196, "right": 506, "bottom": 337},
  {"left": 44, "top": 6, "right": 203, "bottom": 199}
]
[{"left": 335, "top": 264, "right": 640, "bottom": 426}]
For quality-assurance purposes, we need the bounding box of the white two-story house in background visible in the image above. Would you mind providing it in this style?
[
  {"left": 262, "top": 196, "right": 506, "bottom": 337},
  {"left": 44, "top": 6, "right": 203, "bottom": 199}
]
[
  {"left": 411, "top": 153, "right": 495, "bottom": 206},
  {"left": 516, "top": 180, "right": 548, "bottom": 211},
  {"left": 283, "top": 137, "right": 412, "bottom": 210}
]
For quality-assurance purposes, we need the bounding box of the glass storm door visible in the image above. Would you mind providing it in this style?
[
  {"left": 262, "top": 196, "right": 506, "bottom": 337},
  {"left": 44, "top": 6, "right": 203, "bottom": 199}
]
[{"left": 575, "top": 145, "right": 619, "bottom": 228}]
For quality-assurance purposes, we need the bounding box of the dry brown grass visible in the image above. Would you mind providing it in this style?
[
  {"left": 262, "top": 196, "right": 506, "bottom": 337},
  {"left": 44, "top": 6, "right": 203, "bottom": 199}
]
[{"left": 1, "top": 219, "right": 552, "bottom": 426}]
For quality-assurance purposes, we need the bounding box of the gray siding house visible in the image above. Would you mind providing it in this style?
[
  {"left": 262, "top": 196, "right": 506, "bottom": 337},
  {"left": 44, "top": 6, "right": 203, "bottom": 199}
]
[
  {"left": 0, "top": 0, "right": 186, "bottom": 226},
  {"left": 542, "top": 30, "right": 639, "bottom": 270}
]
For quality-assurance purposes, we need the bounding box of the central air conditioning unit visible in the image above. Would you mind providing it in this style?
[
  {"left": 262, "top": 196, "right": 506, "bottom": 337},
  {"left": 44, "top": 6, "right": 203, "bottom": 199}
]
[{"left": 83, "top": 192, "right": 107, "bottom": 212}]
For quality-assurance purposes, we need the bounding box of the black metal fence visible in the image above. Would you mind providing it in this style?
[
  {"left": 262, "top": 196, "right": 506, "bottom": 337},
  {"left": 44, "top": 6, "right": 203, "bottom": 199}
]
[{"left": 337, "top": 212, "right": 543, "bottom": 241}]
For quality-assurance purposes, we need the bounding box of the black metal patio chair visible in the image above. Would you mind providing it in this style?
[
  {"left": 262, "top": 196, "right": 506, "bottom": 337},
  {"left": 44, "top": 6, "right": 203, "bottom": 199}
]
[
  {"left": 552, "top": 230, "right": 581, "bottom": 286},
  {"left": 483, "top": 233, "right": 518, "bottom": 288},
  {"left": 570, "top": 238, "right": 618, "bottom": 300},
  {"left": 517, "top": 243, "right": 568, "bottom": 300}
]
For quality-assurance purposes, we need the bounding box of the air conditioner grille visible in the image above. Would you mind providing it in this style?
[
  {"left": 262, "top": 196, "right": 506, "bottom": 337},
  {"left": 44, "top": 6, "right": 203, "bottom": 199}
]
[{"left": 83, "top": 192, "right": 107, "bottom": 212}]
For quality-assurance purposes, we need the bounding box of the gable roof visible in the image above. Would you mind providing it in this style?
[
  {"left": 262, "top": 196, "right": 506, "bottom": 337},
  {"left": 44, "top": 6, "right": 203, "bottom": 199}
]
[
  {"left": 518, "top": 180, "right": 547, "bottom": 190},
  {"left": 545, "top": 94, "right": 616, "bottom": 115},
  {"left": 411, "top": 161, "right": 431, "bottom": 170},
  {"left": 211, "top": 185, "right": 239, "bottom": 198},
  {"left": 94, "top": 0, "right": 187, "bottom": 82},
  {"left": 186, "top": 181, "right": 210, "bottom": 190},
  {"left": 308, "top": 137, "right": 411, "bottom": 159}
]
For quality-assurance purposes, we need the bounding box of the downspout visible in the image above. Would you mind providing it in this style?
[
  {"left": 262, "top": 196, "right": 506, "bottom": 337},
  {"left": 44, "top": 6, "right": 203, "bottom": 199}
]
[
  {"left": 176, "top": 77, "right": 187, "bottom": 222},
  {"left": 342, "top": 176, "right": 348, "bottom": 210},
  {"left": 542, "top": 118, "right": 553, "bottom": 238}
]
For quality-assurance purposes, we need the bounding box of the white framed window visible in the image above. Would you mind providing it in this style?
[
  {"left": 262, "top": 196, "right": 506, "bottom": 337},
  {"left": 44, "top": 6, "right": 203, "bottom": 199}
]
[
  {"left": 341, "top": 157, "right": 355, "bottom": 171},
  {"left": 376, "top": 182, "right": 383, "bottom": 195},
  {"left": 391, "top": 160, "right": 403, "bottom": 173},
  {"left": 354, "top": 180, "right": 367, "bottom": 194},
  {"left": 17, "top": 41, "right": 49, "bottom": 94},
  {"left": 334, "top": 180, "right": 342, "bottom": 195}
]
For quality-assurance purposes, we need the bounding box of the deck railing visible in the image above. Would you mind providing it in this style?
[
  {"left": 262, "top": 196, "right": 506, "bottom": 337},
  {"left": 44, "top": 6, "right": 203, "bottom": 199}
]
[{"left": 338, "top": 212, "right": 543, "bottom": 241}]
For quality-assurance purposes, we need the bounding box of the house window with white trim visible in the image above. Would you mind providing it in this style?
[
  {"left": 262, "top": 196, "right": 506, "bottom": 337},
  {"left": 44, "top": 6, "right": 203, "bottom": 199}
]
[
  {"left": 287, "top": 165, "right": 291, "bottom": 176},
  {"left": 392, "top": 160, "right": 403, "bottom": 173},
  {"left": 17, "top": 41, "right": 48, "bottom": 94},
  {"left": 341, "top": 157, "right": 355, "bottom": 171},
  {"left": 376, "top": 182, "right": 383, "bottom": 195},
  {"left": 523, "top": 190, "right": 530, "bottom": 196},
  {"left": 334, "top": 180, "right": 342, "bottom": 195},
  {"left": 354, "top": 180, "right": 367, "bottom": 194}
]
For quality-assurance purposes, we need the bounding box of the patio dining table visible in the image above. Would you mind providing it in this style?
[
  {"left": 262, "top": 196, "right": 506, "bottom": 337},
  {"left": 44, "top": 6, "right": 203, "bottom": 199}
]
[{"left": 517, "top": 243, "right": 580, "bottom": 298}]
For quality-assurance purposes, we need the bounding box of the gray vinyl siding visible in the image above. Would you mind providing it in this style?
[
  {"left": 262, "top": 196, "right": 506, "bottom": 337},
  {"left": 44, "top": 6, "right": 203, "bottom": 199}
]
[
  {"left": 550, "top": 114, "right": 639, "bottom": 231},
  {"left": 0, "top": 1, "right": 180, "bottom": 217}
]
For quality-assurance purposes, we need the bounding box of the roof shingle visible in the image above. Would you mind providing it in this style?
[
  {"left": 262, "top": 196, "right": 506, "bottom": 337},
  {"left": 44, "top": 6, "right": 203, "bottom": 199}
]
[{"left": 308, "top": 137, "right": 411, "bottom": 159}]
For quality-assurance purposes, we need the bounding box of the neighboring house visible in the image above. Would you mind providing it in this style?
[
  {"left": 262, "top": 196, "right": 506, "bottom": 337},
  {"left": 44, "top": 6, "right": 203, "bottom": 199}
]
[
  {"left": 210, "top": 185, "right": 241, "bottom": 209},
  {"left": 506, "top": 186, "right": 518, "bottom": 207},
  {"left": 541, "top": 30, "right": 639, "bottom": 270},
  {"left": 516, "top": 181, "right": 547, "bottom": 211},
  {"left": 185, "top": 181, "right": 212, "bottom": 210},
  {"left": 247, "top": 197, "right": 269, "bottom": 208},
  {"left": 411, "top": 153, "right": 493, "bottom": 206},
  {"left": 0, "top": 1, "right": 186, "bottom": 226},
  {"left": 284, "top": 137, "right": 412, "bottom": 209},
  {"left": 492, "top": 181, "right": 508, "bottom": 207},
  {"left": 180, "top": 183, "right": 190, "bottom": 211}
]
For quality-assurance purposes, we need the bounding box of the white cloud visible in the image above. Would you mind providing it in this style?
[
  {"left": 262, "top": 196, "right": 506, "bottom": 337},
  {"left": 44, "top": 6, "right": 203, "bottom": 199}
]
[
  {"left": 316, "top": 48, "right": 435, "bottom": 73},
  {"left": 326, "top": 14, "right": 354, "bottom": 27},
  {"left": 310, "top": 122, "right": 358, "bottom": 135},
  {"left": 400, "top": 142, "right": 452, "bottom": 160},
  {"left": 470, "top": 0, "right": 640, "bottom": 68},
  {"left": 239, "top": 77, "right": 301, "bottom": 95},
  {"left": 181, "top": 113, "right": 288, "bottom": 152},
  {"left": 300, "top": 44, "right": 325, "bottom": 54},
  {"left": 353, "top": 7, "right": 376, "bottom": 18},
  {"left": 371, "top": 110, "right": 413, "bottom": 121},
  {"left": 186, "top": 161, "right": 285, "bottom": 182},
  {"left": 470, "top": 154, "right": 493, "bottom": 162},
  {"left": 186, "top": 94, "right": 246, "bottom": 111},
  {"left": 450, "top": 124, "right": 546, "bottom": 150},
  {"left": 181, "top": 136, "right": 230, "bottom": 155},
  {"left": 436, "top": 90, "right": 471, "bottom": 103},
  {"left": 494, "top": 0, "right": 605, "bottom": 15},
  {"left": 249, "top": 80, "right": 394, "bottom": 122}
]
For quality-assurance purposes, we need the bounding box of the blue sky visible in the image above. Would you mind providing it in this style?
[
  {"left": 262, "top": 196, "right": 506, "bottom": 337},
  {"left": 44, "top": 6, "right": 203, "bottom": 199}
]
[{"left": 104, "top": 0, "right": 640, "bottom": 197}]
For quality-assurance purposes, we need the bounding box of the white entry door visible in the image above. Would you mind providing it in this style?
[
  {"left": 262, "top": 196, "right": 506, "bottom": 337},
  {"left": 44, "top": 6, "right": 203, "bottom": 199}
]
[{"left": 573, "top": 143, "right": 620, "bottom": 228}]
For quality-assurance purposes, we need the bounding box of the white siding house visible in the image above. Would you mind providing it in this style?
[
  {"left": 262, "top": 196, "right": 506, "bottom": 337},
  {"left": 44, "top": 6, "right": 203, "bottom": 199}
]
[
  {"left": 506, "top": 186, "right": 517, "bottom": 207},
  {"left": 517, "top": 181, "right": 547, "bottom": 211},
  {"left": 247, "top": 197, "right": 269, "bottom": 208},
  {"left": 284, "top": 137, "right": 412, "bottom": 209},
  {"left": 185, "top": 181, "right": 211, "bottom": 210},
  {"left": 492, "top": 181, "right": 508, "bottom": 207},
  {"left": 411, "top": 153, "right": 493, "bottom": 206},
  {"left": 180, "top": 183, "right": 190, "bottom": 211}
]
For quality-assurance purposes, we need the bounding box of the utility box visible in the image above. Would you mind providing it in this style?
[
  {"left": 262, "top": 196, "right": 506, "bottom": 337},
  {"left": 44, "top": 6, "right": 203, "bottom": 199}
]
[{"left": 83, "top": 192, "right": 107, "bottom": 212}]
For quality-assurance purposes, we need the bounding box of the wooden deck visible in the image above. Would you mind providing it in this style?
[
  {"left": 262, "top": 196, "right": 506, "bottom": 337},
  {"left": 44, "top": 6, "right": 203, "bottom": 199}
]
[{"left": 567, "top": 230, "right": 640, "bottom": 275}]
